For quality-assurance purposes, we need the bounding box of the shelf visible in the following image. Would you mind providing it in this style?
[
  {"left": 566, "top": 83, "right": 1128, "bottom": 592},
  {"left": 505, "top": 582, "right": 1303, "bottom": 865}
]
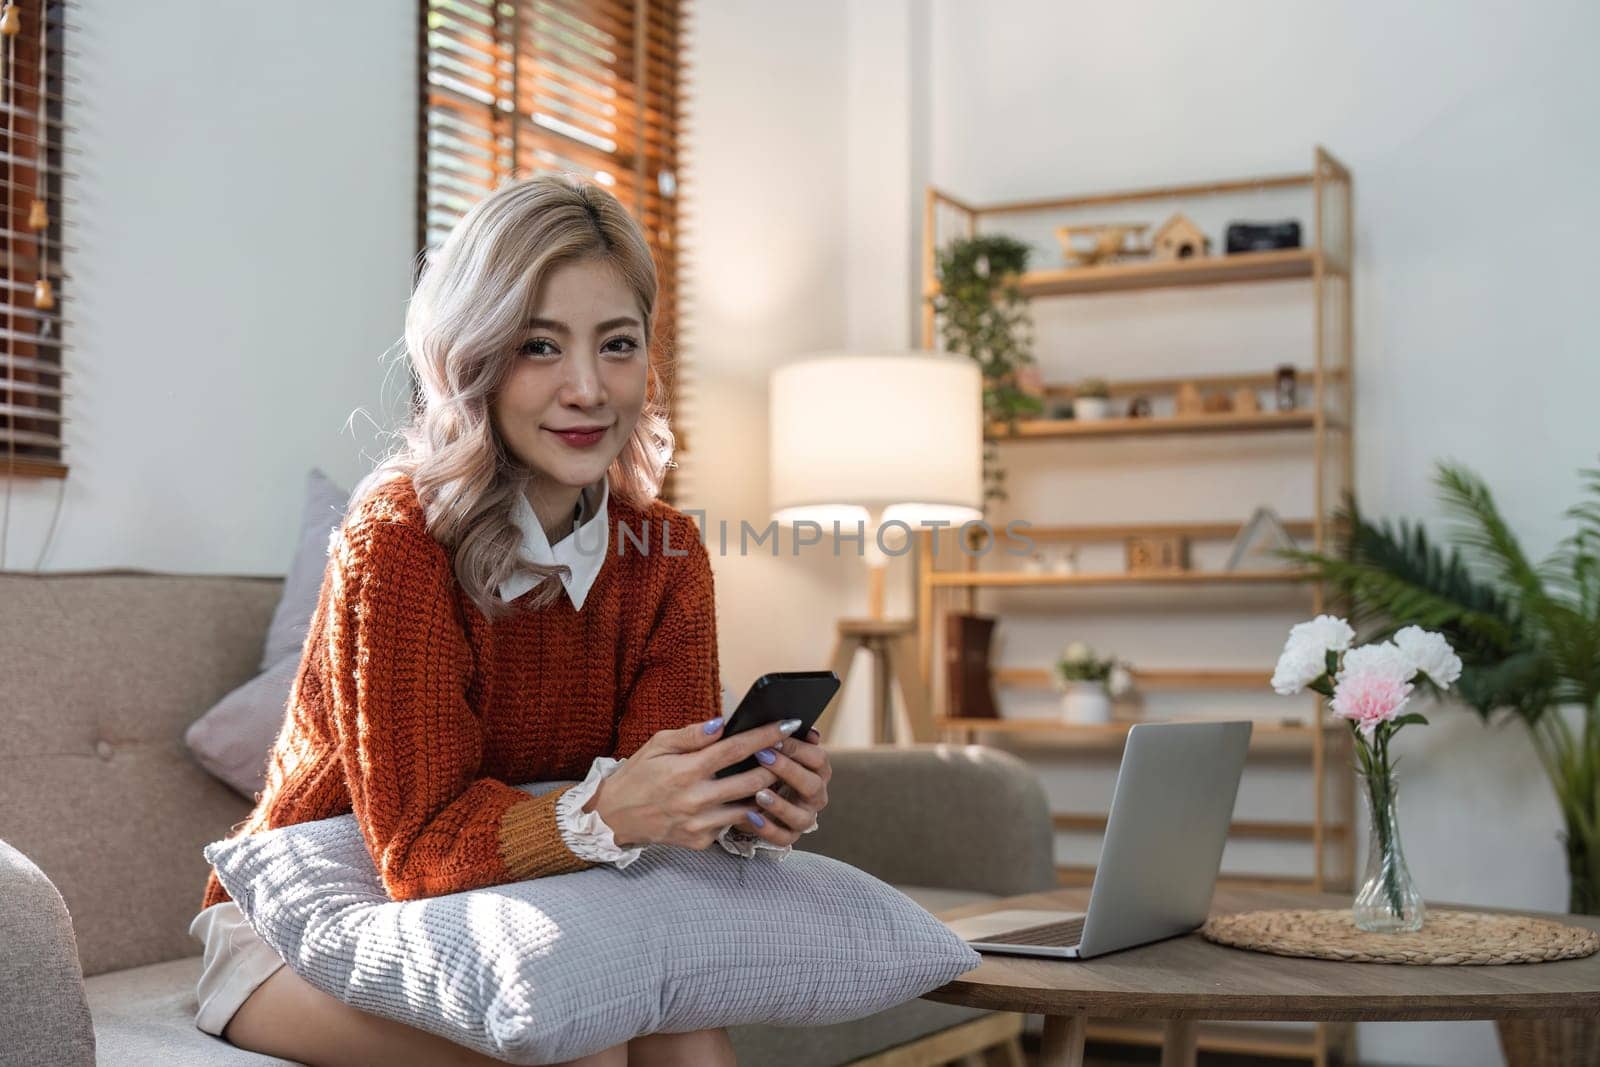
[
  {"left": 1042, "top": 367, "right": 1333, "bottom": 399},
  {"left": 1009, "top": 518, "right": 1315, "bottom": 543},
  {"left": 1084, "top": 1020, "right": 1320, "bottom": 1062},
  {"left": 1056, "top": 864, "right": 1319, "bottom": 892},
  {"left": 995, "top": 666, "right": 1272, "bottom": 690},
  {"left": 1053, "top": 812, "right": 1344, "bottom": 842},
  {"left": 938, "top": 716, "right": 1342, "bottom": 757},
  {"left": 1017, "top": 248, "right": 1328, "bottom": 297},
  {"left": 927, "top": 567, "right": 1315, "bottom": 589},
  {"left": 988, "top": 409, "right": 1320, "bottom": 440}
]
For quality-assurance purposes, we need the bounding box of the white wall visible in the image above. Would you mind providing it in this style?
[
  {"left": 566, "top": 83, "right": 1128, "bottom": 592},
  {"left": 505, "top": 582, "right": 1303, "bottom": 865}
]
[
  {"left": 917, "top": 3, "right": 1600, "bottom": 1065},
  {"left": 677, "top": 1, "right": 861, "bottom": 706},
  {"left": 5, "top": 0, "right": 416, "bottom": 575}
]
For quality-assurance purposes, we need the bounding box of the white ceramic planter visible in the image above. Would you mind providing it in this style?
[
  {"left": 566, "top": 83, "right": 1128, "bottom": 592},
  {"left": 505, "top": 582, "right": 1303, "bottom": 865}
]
[
  {"left": 1072, "top": 396, "right": 1113, "bottom": 420},
  {"left": 1060, "top": 683, "right": 1112, "bottom": 724}
]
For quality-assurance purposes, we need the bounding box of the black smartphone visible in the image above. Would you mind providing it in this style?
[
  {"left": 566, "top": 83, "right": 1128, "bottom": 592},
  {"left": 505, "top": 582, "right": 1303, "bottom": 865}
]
[{"left": 712, "top": 670, "right": 841, "bottom": 780}]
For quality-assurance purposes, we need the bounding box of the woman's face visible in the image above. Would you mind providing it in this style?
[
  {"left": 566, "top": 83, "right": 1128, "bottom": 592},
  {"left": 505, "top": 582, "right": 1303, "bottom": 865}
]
[{"left": 491, "top": 255, "right": 648, "bottom": 498}]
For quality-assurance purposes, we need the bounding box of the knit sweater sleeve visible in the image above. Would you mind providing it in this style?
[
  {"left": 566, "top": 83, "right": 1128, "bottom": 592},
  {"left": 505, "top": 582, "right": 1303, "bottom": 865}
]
[
  {"left": 326, "top": 515, "right": 596, "bottom": 902},
  {"left": 613, "top": 515, "right": 722, "bottom": 756}
]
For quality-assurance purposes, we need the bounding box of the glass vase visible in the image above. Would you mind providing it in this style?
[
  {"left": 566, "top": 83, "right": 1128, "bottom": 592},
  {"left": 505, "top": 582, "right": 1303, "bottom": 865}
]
[{"left": 1354, "top": 770, "right": 1425, "bottom": 933}]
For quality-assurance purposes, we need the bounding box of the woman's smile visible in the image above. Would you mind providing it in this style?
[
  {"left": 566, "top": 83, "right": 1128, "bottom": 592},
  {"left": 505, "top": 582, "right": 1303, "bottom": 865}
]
[{"left": 544, "top": 424, "right": 610, "bottom": 448}]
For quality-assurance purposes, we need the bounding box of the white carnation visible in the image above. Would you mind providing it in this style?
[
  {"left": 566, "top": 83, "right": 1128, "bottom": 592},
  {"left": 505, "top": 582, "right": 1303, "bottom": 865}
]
[
  {"left": 1337, "top": 641, "right": 1413, "bottom": 684},
  {"left": 1393, "top": 625, "right": 1463, "bottom": 688},
  {"left": 1272, "top": 640, "right": 1328, "bottom": 695},
  {"left": 1287, "top": 615, "right": 1355, "bottom": 655}
]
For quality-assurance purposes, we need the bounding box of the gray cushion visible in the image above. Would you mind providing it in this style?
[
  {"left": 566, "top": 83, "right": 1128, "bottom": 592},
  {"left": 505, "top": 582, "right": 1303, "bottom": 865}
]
[
  {"left": 86, "top": 948, "right": 993, "bottom": 1067},
  {"left": 85, "top": 957, "right": 296, "bottom": 1066},
  {"left": 259, "top": 468, "right": 350, "bottom": 672},
  {"left": 204, "top": 781, "right": 982, "bottom": 1065},
  {"left": 183, "top": 469, "right": 348, "bottom": 801},
  {"left": 183, "top": 653, "right": 301, "bottom": 800}
]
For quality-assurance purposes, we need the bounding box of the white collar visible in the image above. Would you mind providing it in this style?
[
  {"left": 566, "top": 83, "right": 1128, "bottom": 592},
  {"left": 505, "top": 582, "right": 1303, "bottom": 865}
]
[{"left": 497, "top": 478, "right": 610, "bottom": 610}]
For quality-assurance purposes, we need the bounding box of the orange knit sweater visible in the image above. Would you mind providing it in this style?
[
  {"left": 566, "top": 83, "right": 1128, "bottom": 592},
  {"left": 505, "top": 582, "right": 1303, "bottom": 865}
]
[{"left": 199, "top": 473, "right": 720, "bottom": 912}]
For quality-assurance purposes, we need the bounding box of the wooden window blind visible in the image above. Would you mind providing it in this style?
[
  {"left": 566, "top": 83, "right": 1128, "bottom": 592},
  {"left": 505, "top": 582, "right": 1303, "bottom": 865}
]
[
  {"left": 0, "top": 0, "right": 69, "bottom": 481},
  {"left": 419, "top": 0, "right": 691, "bottom": 504}
]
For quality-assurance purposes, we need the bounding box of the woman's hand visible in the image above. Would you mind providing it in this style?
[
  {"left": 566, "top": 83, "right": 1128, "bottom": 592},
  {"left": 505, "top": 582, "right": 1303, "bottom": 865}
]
[
  {"left": 743, "top": 726, "right": 830, "bottom": 845},
  {"left": 586, "top": 715, "right": 804, "bottom": 850}
]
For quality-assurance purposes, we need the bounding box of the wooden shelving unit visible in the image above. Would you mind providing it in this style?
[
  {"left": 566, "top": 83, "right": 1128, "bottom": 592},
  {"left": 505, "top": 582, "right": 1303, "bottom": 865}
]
[{"left": 917, "top": 148, "right": 1355, "bottom": 1067}]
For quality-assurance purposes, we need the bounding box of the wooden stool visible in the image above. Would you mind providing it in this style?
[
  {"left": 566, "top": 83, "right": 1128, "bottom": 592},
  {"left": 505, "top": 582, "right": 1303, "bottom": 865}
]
[{"left": 819, "top": 618, "right": 936, "bottom": 745}]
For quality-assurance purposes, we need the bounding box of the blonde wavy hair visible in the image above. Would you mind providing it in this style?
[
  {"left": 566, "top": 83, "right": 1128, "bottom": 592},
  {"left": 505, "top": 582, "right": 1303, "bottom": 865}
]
[{"left": 350, "top": 173, "right": 676, "bottom": 622}]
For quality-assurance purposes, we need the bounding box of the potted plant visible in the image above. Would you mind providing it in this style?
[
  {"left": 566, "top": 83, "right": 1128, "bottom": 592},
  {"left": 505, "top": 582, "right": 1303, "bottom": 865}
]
[
  {"left": 1072, "top": 377, "right": 1115, "bottom": 421},
  {"left": 1291, "top": 459, "right": 1600, "bottom": 1060},
  {"left": 1271, "top": 616, "right": 1462, "bottom": 932},
  {"left": 1053, "top": 642, "right": 1133, "bottom": 724},
  {"left": 930, "top": 233, "right": 1044, "bottom": 510}
]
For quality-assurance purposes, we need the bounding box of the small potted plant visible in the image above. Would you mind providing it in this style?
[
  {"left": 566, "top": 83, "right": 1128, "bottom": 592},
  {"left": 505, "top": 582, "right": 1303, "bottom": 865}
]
[
  {"left": 1072, "top": 378, "right": 1114, "bottom": 421},
  {"left": 1053, "top": 641, "right": 1134, "bottom": 724}
]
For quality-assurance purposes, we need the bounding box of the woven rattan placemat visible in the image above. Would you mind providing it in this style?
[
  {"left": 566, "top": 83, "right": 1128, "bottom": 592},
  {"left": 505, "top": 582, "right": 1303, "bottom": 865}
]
[{"left": 1201, "top": 909, "right": 1600, "bottom": 965}]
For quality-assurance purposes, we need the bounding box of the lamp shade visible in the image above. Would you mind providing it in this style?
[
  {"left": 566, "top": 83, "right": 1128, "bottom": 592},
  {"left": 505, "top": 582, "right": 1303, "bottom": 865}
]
[{"left": 769, "top": 351, "right": 983, "bottom": 527}]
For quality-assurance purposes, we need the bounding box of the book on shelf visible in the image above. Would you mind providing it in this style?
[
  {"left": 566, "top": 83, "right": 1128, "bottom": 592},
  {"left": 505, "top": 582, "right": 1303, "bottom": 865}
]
[{"left": 944, "top": 612, "right": 1000, "bottom": 719}]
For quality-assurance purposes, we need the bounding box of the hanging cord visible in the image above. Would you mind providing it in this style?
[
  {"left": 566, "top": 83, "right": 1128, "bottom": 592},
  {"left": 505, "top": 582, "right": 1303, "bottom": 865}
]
[
  {"left": 1, "top": 0, "right": 20, "bottom": 569},
  {"left": 27, "top": 0, "right": 60, "bottom": 570}
]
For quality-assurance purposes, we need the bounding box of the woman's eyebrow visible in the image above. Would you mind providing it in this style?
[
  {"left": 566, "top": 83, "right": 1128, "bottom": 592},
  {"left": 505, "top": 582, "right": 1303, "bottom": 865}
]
[{"left": 524, "top": 315, "right": 642, "bottom": 333}]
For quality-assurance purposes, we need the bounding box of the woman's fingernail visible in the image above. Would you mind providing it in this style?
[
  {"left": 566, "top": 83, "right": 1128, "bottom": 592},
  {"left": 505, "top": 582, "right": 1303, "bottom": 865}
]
[
  {"left": 778, "top": 719, "right": 803, "bottom": 736},
  {"left": 756, "top": 748, "right": 777, "bottom": 765},
  {"left": 703, "top": 716, "right": 724, "bottom": 734},
  {"left": 807, "top": 728, "right": 821, "bottom": 741},
  {"left": 756, "top": 789, "right": 776, "bottom": 807},
  {"left": 747, "top": 811, "right": 766, "bottom": 828}
]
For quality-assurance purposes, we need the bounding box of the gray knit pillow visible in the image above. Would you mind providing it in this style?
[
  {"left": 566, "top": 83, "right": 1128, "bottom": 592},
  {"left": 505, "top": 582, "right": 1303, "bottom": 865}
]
[{"left": 203, "top": 781, "right": 980, "bottom": 1064}]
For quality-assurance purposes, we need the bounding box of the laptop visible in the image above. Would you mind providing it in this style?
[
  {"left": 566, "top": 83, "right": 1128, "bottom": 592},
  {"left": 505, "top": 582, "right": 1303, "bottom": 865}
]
[{"left": 943, "top": 719, "right": 1252, "bottom": 960}]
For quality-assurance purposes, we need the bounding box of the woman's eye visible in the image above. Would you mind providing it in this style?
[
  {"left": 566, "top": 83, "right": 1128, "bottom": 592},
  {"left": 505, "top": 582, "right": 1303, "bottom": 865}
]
[
  {"left": 604, "top": 335, "right": 642, "bottom": 357},
  {"left": 519, "top": 338, "right": 558, "bottom": 358}
]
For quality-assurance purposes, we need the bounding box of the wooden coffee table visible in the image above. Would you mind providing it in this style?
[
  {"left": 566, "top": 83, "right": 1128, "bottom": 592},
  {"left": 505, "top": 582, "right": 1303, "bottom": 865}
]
[{"left": 925, "top": 886, "right": 1600, "bottom": 1067}]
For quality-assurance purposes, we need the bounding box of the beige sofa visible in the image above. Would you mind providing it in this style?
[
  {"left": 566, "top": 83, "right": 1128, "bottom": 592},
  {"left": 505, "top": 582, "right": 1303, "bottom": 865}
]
[{"left": 0, "top": 569, "right": 1056, "bottom": 1067}]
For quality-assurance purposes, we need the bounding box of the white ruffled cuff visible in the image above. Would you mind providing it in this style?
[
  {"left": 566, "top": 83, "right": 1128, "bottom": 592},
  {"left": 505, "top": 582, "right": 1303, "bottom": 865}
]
[
  {"left": 715, "top": 803, "right": 820, "bottom": 860},
  {"left": 556, "top": 756, "right": 646, "bottom": 868}
]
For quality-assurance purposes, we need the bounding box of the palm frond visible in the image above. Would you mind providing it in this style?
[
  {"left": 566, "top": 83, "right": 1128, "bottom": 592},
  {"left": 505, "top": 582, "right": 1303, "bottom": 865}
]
[
  {"left": 1435, "top": 462, "right": 1546, "bottom": 601},
  {"left": 1288, "top": 495, "right": 1521, "bottom": 652}
]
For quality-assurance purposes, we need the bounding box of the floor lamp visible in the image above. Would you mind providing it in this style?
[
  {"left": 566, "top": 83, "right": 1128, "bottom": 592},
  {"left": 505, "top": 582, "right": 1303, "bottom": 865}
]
[{"left": 769, "top": 351, "right": 984, "bottom": 746}]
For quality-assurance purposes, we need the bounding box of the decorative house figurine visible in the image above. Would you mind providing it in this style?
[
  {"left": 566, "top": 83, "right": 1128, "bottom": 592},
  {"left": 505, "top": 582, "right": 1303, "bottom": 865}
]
[
  {"left": 1150, "top": 212, "right": 1212, "bottom": 260},
  {"left": 1125, "top": 535, "right": 1189, "bottom": 573},
  {"left": 1202, "top": 390, "right": 1233, "bottom": 414},
  {"left": 1233, "top": 386, "right": 1261, "bottom": 414},
  {"left": 1175, "top": 381, "right": 1204, "bottom": 415}
]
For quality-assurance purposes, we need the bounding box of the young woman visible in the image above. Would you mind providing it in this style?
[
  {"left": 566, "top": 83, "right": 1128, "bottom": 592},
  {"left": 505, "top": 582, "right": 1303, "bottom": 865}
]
[{"left": 188, "top": 174, "right": 833, "bottom": 1066}]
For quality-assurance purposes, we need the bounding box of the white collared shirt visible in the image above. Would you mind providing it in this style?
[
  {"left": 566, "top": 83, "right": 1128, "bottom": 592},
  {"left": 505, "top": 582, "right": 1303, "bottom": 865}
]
[{"left": 497, "top": 478, "right": 610, "bottom": 611}]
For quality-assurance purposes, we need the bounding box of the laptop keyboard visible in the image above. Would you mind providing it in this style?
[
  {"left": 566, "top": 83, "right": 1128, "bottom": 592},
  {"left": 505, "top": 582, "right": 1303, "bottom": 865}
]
[{"left": 986, "top": 915, "right": 1087, "bottom": 947}]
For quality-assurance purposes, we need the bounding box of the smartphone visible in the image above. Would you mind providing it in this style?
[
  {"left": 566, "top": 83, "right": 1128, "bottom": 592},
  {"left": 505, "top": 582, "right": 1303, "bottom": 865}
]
[{"left": 712, "top": 670, "right": 841, "bottom": 780}]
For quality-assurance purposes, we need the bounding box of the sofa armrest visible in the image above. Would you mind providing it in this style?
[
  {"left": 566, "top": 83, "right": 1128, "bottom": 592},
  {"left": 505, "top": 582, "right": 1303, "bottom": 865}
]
[
  {"left": 797, "top": 744, "right": 1055, "bottom": 897},
  {"left": 0, "top": 838, "right": 95, "bottom": 1067}
]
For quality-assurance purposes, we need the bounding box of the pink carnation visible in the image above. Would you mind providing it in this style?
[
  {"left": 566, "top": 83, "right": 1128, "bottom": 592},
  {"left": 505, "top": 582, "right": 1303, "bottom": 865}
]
[{"left": 1331, "top": 643, "right": 1414, "bottom": 739}]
